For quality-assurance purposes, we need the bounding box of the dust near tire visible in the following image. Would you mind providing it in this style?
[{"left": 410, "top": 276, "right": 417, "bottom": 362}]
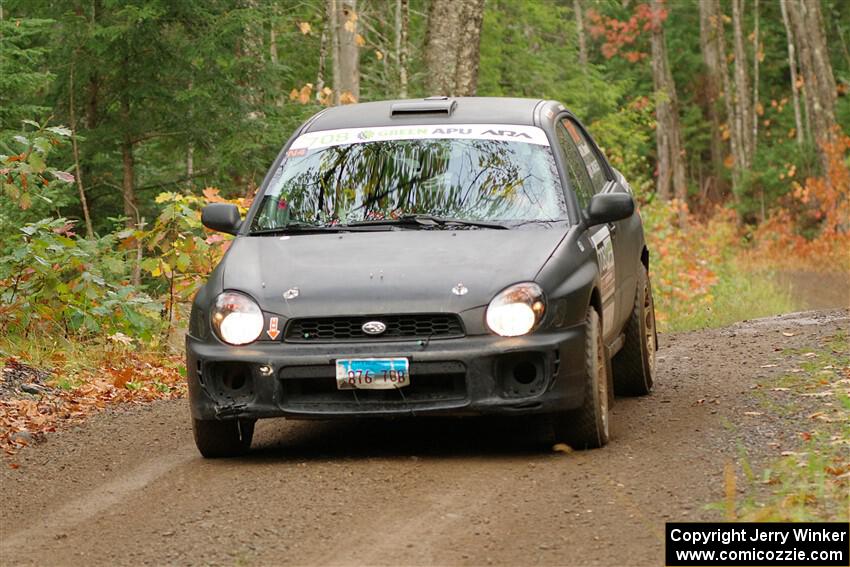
[{"left": 2, "top": 309, "right": 847, "bottom": 567}]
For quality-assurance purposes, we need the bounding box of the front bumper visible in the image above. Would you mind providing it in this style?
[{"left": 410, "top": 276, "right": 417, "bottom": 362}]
[{"left": 186, "top": 325, "right": 588, "bottom": 421}]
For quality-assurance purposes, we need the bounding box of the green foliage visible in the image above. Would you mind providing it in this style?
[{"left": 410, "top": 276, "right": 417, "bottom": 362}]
[
  {"left": 0, "top": 121, "right": 78, "bottom": 253},
  {"left": 0, "top": 0, "right": 847, "bottom": 352},
  {"left": 0, "top": 16, "right": 54, "bottom": 132},
  {"left": 0, "top": 217, "right": 162, "bottom": 340},
  {"left": 478, "top": 0, "right": 654, "bottom": 196},
  {"left": 140, "top": 189, "right": 237, "bottom": 309}
]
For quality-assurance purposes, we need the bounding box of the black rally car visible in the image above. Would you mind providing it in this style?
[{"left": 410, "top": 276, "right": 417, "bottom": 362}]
[{"left": 188, "top": 97, "right": 657, "bottom": 457}]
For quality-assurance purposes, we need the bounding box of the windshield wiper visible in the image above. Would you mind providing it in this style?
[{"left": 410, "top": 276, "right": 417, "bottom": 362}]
[
  {"left": 250, "top": 222, "right": 396, "bottom": 235},
  {"left": 507, "top": 219, "right": 570, "bottom": 228},
  {"left": 347, "top": 214, "right": 509, "bottom": 230},
  {"left": 250, "top": 223, "right": 342, "bottom": 235}
]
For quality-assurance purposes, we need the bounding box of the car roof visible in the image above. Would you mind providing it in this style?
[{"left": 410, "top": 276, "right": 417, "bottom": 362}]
[{"left": 303, "top": 97, "right": 550, "bottom": 132}]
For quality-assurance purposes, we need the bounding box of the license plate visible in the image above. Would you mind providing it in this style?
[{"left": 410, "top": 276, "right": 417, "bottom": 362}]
[{"left": 335, "top": 358, "right": 410, "bottom": 390}]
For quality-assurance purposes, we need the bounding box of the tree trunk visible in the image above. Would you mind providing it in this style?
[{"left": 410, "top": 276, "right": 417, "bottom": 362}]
[
  {"left": 119, "top": 47, "right": 141, "bottom": 285},
  {"left": 780, "top": 0, "right": 805, "bottom": 146},
  {"left": 187, "top": 144, "right": 194, "bottom": 178},
  {"left": 785, "top": 0, "right": 838, "bottom": 172},
  {"left": 317, "top": 11, "right": 328, "bottom": 96},
  {"left": 425, "top": 0, "right": 462, "bottom": 96},
  {"left": 121, "top": 133, "right": 141, "bottom": 285},
  {"left": 85, "top": 0, "right": 102, "bottom": 131},
  {"left": 328, "top": 0, "right": 341, "bottom": 103},
  {"left": 649, "top": 0, "right": 687, "bottom": 213},
  {"left": 69, "top": 62, "right": 94, "bottom": 238},
  {"left": 731, "top": 0, "right": 753, "bottom": 170},
  {"left": 698, "top": 0, "right": 728, "bottom": 198},
  {"left": 702, "top": 0, "right": 745, "bottom": 198},
  {"left": 269, "top": 19, "right": 277, "bottom": 66},
  {"left": 574, "top": 0, "right": 588, "bottom": 68},
  {"left": 120, "top": 137, "right": 138, "bottom": 227},
  {"left": 332, "top": 0, "right": 360, "bottom": 103},
  {"left": 424, "top": 0, "right": 485, "bottom": 96},
  {"left": 239, "top": 0, "right": 264, "bottom": 117},
  {"left": 716, "top": 1, "right": 741, "bottom": 191},
  {"left": 752, "top": 0, "right": 759, "bottom": 154},
  {"left": 454, "top": 0, "right": 485, "bottom": 96},
  {"left": 396, "top": 0, "right": 409, "bottom": 98}
]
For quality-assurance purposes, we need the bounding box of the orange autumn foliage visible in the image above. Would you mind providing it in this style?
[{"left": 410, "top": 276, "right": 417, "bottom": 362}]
[
  {"left": 587, "top": 2, "right": 666, "bottom": 61},
  {"left": 749, "top": 133, "right": 850, "bottom": 273},
  {"left": 1, "top": 353, "right": 186, "bottom": 456},
  {"left": 642, "top": 200, "right": 738, "bottom": 326}
]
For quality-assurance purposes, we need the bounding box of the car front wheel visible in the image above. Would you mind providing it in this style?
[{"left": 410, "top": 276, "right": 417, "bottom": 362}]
[
  {"left": 550, "top": 307, "right": 611, "bottom": 449},
  {"left": 192, "top": 418, "right": 255, "bottom": 458},
  {"left": 613, "top": 264, "right": 657, "bottom": 396}
]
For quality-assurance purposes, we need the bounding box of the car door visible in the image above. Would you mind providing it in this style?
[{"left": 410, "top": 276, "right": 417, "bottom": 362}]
[
  {"left": 560, "top": 117, "right": 633, "bottom": 333},
  {"left": 553, "top": 119, "right": 617, "bottom": 342}
]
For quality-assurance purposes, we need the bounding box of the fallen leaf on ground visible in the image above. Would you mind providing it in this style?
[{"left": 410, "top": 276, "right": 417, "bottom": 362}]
[{"left": 552, "top": 443, "right": 573, "bottom": 454}]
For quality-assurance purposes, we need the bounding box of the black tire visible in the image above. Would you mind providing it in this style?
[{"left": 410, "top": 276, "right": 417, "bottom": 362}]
[
  {"left": 192, "top": 418, "right": 255, "bottom": 458},
  {"left": 550, "top": 308, "right": 611, "bottom": 450},
  {"left": 612, "top": 264, "right": 657, "bottom": 396}
]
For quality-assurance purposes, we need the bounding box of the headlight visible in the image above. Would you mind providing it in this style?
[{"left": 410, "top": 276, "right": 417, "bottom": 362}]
[
  {"left": 211, "top": 291, "right": 264, "bottom": 345},
  {"left": 486, "top": 282, "right": 546, "bottom": 337}
]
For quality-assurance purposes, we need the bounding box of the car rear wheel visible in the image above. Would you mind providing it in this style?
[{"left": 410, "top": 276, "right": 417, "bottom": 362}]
[
  {"left": 550, "top": 307, "right": 611, "bottom": 449},
  {"left": 192, "top": 418, "right": 255, "bottom": 458},
  {"left": 612, "top": 264, "right": 657, "bottom": 396}
]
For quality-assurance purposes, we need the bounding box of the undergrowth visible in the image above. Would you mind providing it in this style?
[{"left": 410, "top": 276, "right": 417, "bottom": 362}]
[{"left": 661, "top": 266, "right": 797, "bottom": 333}]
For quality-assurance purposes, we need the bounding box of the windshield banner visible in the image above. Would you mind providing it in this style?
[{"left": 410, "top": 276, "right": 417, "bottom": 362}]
[{"left": 289, "top": 123, "right": 551, "bottom": 151}]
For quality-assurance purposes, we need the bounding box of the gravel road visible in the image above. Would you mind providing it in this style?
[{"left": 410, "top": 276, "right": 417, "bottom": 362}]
[{"left": 1, "top": 309, "right": 847, "bottom": 567}]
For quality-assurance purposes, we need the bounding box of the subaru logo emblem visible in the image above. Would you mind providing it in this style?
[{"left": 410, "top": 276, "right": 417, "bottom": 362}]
[{"left": 362, "top": 321, "right": 387, "bottom": 335}]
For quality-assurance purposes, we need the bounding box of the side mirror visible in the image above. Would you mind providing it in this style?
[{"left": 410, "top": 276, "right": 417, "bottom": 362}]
[
  {"left": 202, "top": 203, "right": 242, "bottom": 235},
  {"left": 585, "top": 193, "right": 635, "bottom": 227}
]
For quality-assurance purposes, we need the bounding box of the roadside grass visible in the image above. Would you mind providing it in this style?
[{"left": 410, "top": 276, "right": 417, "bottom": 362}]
[
  {"left": 722, "top": 331, "right": 850, "bottom": 522},
  {"left": 659, "top": 266, "right": 797, "bottom": 333}
]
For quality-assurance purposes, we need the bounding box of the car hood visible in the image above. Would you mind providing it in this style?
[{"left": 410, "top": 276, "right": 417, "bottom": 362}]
[{"left": 221, "top": 229, "right": 567, "bottom": 317}]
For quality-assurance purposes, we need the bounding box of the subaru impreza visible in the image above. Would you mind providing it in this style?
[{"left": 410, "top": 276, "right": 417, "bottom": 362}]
[{"left": 187, "top": 97, "right": 657, "bottom": 457}]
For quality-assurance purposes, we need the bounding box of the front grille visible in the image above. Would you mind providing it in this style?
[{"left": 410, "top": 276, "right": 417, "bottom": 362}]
[{"left": 284, "top": 314, "right": 464, "bottom": 342}]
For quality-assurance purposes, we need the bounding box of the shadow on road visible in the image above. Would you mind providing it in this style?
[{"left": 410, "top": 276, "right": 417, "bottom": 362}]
[{"left": 242, "top": 414, "right": 560, "bottom": 462}]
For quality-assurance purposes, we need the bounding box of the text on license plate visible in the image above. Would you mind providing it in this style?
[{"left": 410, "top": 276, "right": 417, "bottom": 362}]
[{"left": 335, "top": 358, "right": 410, "bottom": 390}]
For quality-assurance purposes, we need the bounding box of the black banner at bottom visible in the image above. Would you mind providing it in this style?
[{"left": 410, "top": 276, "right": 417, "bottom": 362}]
[{"left": 666, "top": 522, "right": 849, "bottom": 566}]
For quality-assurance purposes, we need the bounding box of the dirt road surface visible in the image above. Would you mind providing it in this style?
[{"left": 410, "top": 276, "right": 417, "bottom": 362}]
[{"left": 2, "top": 309, "right": 847, "bottom": 567}]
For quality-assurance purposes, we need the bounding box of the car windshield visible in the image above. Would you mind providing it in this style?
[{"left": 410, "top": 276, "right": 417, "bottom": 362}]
[{"left": 250, "top": 124, "right": 567, "bottom": 232}]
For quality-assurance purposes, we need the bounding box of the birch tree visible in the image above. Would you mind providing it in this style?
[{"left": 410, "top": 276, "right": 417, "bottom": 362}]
[
  {"left": 574, "top": 0, "right": 588, "bottom": 69},
  {"left": 779, "top": 0, "right": 805, "bottom": 146},
  {"left": 424, "top": 0, "right": 485, "bottom": 96},
  {"left": 698, "top": 0, "right": 728, "bottom": 197},
  {"left": 329, "top": 0, "right": 360, "bottom": 103},
  {"left": 731, "top": 0, "right": 753, "bottom": 171},
  {"left": 649, "top": 0, "right": 687, "bottom": 209},
  {"left": 784, "top": 0, "right": 838, "bottom": 173},
  {"left": 395, "top": 0, "right": 409, "bottom": 97}
]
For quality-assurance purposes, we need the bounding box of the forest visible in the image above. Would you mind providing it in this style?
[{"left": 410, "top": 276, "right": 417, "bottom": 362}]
[{"left": 0, "top": 0, "right": 848, "bottom": 448}]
